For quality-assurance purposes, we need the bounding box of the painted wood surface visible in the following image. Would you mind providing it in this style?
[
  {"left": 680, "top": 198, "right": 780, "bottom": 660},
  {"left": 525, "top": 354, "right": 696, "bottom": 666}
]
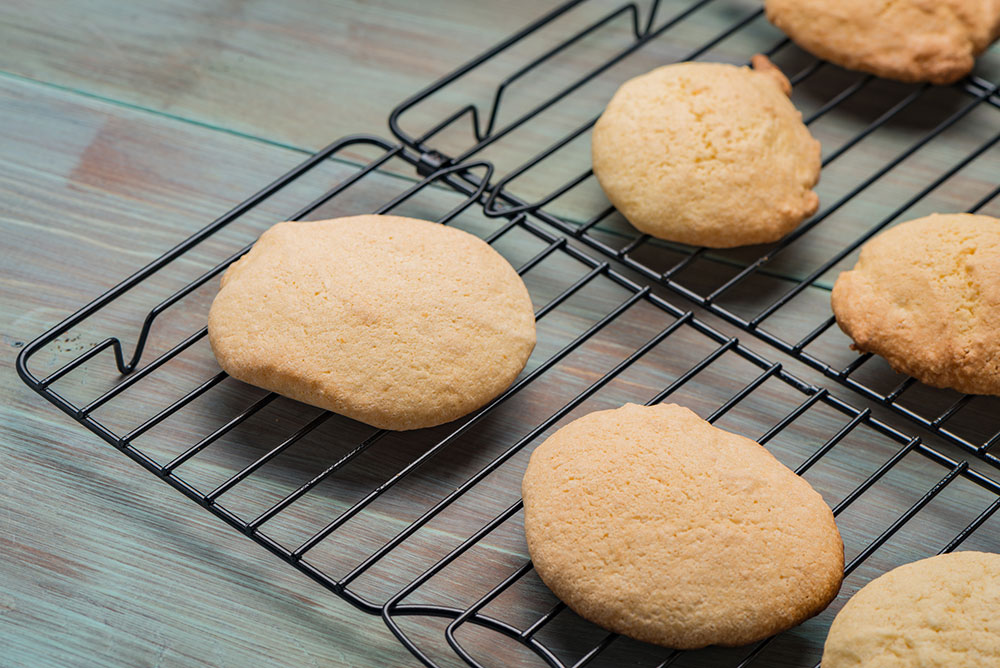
[
  {"left": 2, "top": 1, "right": 999, "bottom": 667},
  {"left": 0, "top": 78, "right": 420, "bottom": 667},
  {"left": 0, "top": 3, "right": 553, "bottom": 665},
  {"left": 0, "top": 0, "right": 565, "bottom": 152},
  {"left": 382, "top": 0, "right": 1000, "bottom": 448}
]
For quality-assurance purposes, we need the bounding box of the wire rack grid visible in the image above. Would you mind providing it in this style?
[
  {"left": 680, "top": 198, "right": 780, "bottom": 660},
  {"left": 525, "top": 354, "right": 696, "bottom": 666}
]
[
  {"left": 16, "top": 132, "right": 1000, "bottom": 667},
  {"left": 387, "top": 0, "right": 1000, "bottom": 461}
]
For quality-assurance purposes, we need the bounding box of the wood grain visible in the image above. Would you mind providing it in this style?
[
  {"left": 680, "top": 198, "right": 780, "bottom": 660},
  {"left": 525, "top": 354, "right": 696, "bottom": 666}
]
[
  {"left": 0, "top": 76, "right": 421, "bottom": 668},
  {"left": 2, "top": 1, "right": 1000, "bottom": 667},
  {"left": 382, "top": 0, "right": 1000, "bottom": 448},
  {"left": 0, "top": 0, "right": 563, "bottom": 151}
]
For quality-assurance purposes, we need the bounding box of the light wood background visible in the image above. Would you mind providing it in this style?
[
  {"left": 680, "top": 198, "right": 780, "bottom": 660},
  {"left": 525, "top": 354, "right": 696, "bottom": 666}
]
[
  {"left": 1, "top": 2, "right": 564, "bottom": 666},
  {"left": 2, "top": 1, "right": 999, "bottom": 667}
]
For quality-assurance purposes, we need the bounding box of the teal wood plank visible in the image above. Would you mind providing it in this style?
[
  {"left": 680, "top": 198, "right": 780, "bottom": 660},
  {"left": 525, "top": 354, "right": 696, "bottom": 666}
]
[
  {"left": 0, "top": 0, "right": 565, "bottom": 150},
  {"left": 2, "top": 0, "right": 996, "bottom": 286},
  {"left": 0, "top": 75, "right": 419, "bottom": 668},
  {"left": 5, "top": 69, "right": 1000, "bottom": 666},
  {"left": 2, "top": 2, "right": 999, "bottom": 666}
]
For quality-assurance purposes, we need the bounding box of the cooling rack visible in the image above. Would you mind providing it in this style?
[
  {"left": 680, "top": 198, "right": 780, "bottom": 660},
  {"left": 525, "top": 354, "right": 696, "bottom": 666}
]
[
  {"left": 388, "top": 0, "right": 1000, "bottom": 462},
  {"left": 17, "top": 133, "right": 1000, "bottom": 667}
]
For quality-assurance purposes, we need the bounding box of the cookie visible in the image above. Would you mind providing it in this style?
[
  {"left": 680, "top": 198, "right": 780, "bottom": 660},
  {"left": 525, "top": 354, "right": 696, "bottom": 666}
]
[
  {"left": 831, "top": 213, "right": 1000, "bottom": 396},
  {"left": 591, "top": 56, "right": 821, "bottom": 248},
  {"left": 822, "top": 552, "right": 1000, "bottom": 667},
  {"left": 521, "top": 403, "right": 843, "bottom": 648},
  {"left": 766, "top": 0, "right": 1000, "bottom": 84},
  {"left": 208, "top": 215, "right": 537, "bottom": 431}
]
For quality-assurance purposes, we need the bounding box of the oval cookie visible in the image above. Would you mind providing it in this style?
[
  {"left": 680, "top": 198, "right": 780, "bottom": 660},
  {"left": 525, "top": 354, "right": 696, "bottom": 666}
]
[
  {"left": 208, "top": 215, "right": 537, "bottom": 430},
  {"left": 823, "top": 552, "right": 1000, "bottom": 667},
  {"left": 766, "top": 0, "right": 1000, "bottom": 84},
  {"left": 521, "top": 403, "right": 844, "bottom": 648},
  {"left": 591, "top": 56, "right": 821, "bottom": 248},
  {"left": 831, "top": 213, "right": 1000, "bottom": 396}
]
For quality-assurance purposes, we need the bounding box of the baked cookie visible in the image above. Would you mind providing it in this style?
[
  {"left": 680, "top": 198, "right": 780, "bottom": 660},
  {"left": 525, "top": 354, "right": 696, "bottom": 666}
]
[
  {"left": 521, "top": 403, "right": 843, "bottom": 648},
  {"left": 208, "top": 215, "right": 536, "bottom": 430},
  {"left": 831, "top": 213, "right": 1000, "bottom": 396},
  {"left": 591, "top": 56, "right": 820, "bottom": 248},
  {"left": 766, "top": 0, "right": 1000, "bottom": 84},
  {"left": 822, "top": 552, "right": 1000, "bottom": 667}
]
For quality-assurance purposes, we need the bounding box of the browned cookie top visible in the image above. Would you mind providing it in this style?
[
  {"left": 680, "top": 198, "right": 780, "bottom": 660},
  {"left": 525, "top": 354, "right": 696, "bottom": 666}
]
[
  {"left": 208, "top": 215, "right": 536, "bottom": 430},
  {"left": 832, "top": 213, "right": 1000, "bottom": 396},
  {"left": 766, "top": 0, "right": 1000, "bottom": 84},
  {"left": 522, "top": 403, "right": 844, "bottom": 649}
]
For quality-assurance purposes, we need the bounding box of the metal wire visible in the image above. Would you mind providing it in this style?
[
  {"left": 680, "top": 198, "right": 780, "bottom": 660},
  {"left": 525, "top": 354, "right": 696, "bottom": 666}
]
[
  {"left": 389, "top": 0, "right": 1000, "bottom": 460},
  {"left": 19, "top": 134, "right": 1000, "bottom": 667},
  {"left": 16, "top": 1, "right": 1000, "bottom": 667}
]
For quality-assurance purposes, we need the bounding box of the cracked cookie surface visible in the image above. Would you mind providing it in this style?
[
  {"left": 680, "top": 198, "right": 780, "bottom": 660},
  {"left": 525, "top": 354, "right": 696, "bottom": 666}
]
[
  {"left": 591, "top": 57, "right": 820, "bottom": 248},
  {"left": 822, "top": 552, "right": 1000, "bottom": 667},
  {"left": 831, "top": 213, "right": 1000, "bottom": 396},
  {"left": 766, "top": 0, "right": 1000, "bottom": 84},
  {"left": 521, "top": 403, "right": 843, "bottom": 649}
]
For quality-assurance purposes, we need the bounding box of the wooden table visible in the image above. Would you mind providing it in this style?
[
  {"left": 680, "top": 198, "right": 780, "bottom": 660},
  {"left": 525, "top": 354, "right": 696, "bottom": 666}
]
[
  {"left": 0, "top": 2, "right": 565, "bottom": 666},
  {"left": 3, "top": 2, "right": 999, "bottom": 667}
]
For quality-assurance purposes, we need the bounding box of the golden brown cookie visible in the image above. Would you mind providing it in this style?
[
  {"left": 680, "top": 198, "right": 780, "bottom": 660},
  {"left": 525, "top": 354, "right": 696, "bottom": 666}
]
[
  {"left": 208, "top": 215, "right": 536, "bottom": 430},
  {"left": 591, "top": 56, "right": 821, "bottom": 248},
  {"left": 831, "top": 213, "right": 1000, "bottom": 396},
  {"left": 766, "top": 0, "right": 1000, "bottom": 84},
  {"left": 822, "top": 552, "right": 1000, "bottom": 667},
  {"left": 521, "top": 403, "right": 843, "bottom": 649}
]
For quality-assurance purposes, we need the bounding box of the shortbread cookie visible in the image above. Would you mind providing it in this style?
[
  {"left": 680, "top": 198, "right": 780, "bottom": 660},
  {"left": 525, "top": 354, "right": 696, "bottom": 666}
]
[
  {"left": 823, "top": 552, "right": 1000, "bottom": 667},
  {"left": 521, "top": 403, "right": 843, "bottom": 648},
  {"left": 208, "top": 215, "right": 536, "bottom": 430},
  {"left": 831, "top": 213, "right": 1000, "bottom": 396},
  {"left": 766, "top": 0, "right": 1000, "bottom": 84},
  {"left": 591, "top": 56, "right": 820, "bottom": 248}
]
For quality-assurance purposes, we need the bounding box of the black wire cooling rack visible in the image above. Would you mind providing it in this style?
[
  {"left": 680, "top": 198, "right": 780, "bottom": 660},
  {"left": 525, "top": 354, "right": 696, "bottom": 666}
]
[
  {"left": 17, "top": 135, "right": 1000, "bottom": 667},
  {"left": 388, "top": 0, "right": 1000, "bottom": 461},
  {"left": 16, "top": 2, "right": 1000, "bottom": 667}
]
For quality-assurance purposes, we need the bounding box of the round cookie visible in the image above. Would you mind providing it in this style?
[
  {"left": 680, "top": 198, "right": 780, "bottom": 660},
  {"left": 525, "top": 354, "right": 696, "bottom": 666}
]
[
  {"left": 208, "top": 215, "right": 536, "bottom": 431},
  {"left": 822, "top": 552, "right": 1000, "bottom": 667},
  {"left": 766, "top": 0, "right": 1000, "bottom": 85},
  {"left": 521, "top": 403, "right": 844, "bottom": 649},
  {"left": 591, "top": 56, "right": 821, "bottom": 248},
  {"left": 831, "top": 213, "right": 1000, "bottom": 396}
]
